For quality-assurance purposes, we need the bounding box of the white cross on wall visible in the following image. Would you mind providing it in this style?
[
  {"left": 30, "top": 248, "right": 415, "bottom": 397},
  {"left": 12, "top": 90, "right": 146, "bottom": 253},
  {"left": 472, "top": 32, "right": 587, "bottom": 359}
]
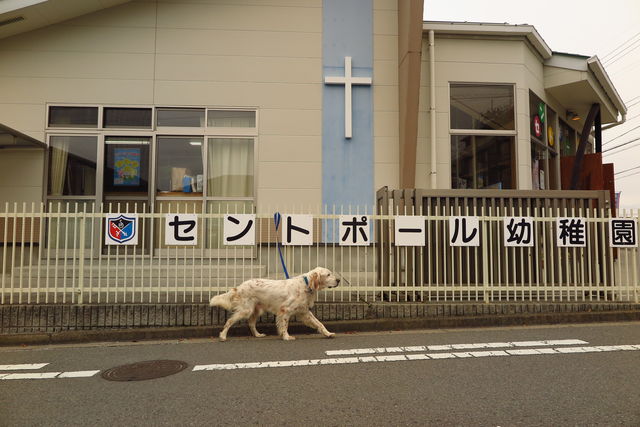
[{"left": 324, "top": 56, "right": 372, "bottom": 139}]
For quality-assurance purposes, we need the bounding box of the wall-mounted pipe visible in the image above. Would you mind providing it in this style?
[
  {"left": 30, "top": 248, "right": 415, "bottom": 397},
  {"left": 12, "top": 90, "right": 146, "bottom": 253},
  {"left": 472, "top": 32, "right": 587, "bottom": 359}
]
[{"left": 429, "top": 30, "right": 437, "bottom": 189}]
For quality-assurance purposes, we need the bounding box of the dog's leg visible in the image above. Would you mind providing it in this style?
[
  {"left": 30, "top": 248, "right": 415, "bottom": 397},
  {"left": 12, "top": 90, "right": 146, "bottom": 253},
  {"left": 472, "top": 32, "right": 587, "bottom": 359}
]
[
  {"left": 300, "top": 311, "right": 335, "bottom": 338},
  {"left": 219, "top": 309, "right": 251, "bottom": 342},
  {"left": 248, "top": 306, "right": 265, "bottom": 338},
  {"left": 276, "top": 310, "right": 294, "bottom": 341}
]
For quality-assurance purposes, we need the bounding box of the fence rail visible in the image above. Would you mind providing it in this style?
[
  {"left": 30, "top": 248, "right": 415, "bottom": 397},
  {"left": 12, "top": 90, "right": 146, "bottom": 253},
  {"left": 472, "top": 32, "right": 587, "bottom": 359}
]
[{"left": 1, "top": 198, "right": 638, "bottom": 305}]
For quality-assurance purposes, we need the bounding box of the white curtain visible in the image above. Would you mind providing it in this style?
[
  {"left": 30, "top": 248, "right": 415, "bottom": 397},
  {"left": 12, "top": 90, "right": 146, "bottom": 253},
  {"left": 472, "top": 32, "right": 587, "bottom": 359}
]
[
  {"left": 207, "top": 138, "right": 254, "bottom": 197},
  {"left": 49, "top": 139, "right": 69, "bottom": 196}
]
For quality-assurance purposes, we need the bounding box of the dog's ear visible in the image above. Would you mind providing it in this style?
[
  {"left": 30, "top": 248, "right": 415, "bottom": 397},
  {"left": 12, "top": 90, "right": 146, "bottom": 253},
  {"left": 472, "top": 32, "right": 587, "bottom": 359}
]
[{"left": 309, "top": 272, "right": 320, "bottom": 290}]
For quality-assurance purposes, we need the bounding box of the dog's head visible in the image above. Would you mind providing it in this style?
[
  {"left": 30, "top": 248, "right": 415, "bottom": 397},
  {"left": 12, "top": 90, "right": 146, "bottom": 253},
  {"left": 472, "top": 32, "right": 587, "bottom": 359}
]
[{"left": 307, "top": 267, "right": 340, "bottom": 291}]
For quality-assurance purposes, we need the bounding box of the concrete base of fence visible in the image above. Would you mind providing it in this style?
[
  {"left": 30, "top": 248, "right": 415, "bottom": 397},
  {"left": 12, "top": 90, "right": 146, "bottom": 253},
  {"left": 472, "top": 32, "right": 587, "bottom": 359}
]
[{"left": 2, "top": 302, "right": 640, "bottom": 346}]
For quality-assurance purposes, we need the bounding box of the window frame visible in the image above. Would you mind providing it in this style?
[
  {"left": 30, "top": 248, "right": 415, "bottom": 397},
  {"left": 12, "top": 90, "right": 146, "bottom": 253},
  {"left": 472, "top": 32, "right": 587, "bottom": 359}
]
[{"left": 448, "top": 82, "right": 517, "bottom": 190}]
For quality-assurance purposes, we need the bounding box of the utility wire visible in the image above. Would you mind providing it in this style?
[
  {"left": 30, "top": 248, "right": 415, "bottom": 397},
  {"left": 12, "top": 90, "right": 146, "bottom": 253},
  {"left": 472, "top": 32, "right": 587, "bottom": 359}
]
[
  {"left": 615, "top": 165, "right": 640, "bottom": 175},
  {"left": 602, "top": 31, "right": 640, "bottom": 61},
  {"left": 604, "top": 38, "right": 640, "bottom": 66},
  {"left": 602, "top": 136, "right": 640, "bottom": 153},
  {"left": 616, "top": 170, "right": 640, "bottom": 180},
  {"left": 602, "top": 124, "right": 640, "bottom": 145}
]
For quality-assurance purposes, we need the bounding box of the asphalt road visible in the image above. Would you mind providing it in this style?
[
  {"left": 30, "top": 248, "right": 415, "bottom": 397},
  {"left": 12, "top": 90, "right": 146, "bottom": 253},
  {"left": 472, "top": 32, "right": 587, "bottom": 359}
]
[{"left": 1, "top": 322, "right": 640, "bottom": 426}]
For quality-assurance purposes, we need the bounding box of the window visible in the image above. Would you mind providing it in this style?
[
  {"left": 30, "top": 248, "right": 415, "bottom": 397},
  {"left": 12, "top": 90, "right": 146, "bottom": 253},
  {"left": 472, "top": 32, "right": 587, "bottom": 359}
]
[
  {"left": 103, "top": 137, "right": 150, "bottom": 194},
  {"left": 529, "top": 92, "right": 558, "bottom": 190},
  {"left": 103, "top": 107, "right": 152, "bottom": 128},
  {"left": 207, "top": 138, "right": 254, "bottom": 197},
  {"left": 559, "top": 120, "right": 576, "bottom": 157},
  {"left": 449, "top": 84, "right": 516, "bottom": 189},
  {"left": 450, "top": 84, "right": 514, "bottom": 130},
  {"left": 157, "top": 108, "right": 205, "bottom": 127},
  {"left": 207, "top": 110, "right": 255, "bottom": 128},
  {"left": 48, "top": 135, "right": 97, "bottom": 196},
  {"left": 156, "top": 136, "right": 204, "bottom": 194},
  {"left": 48, "top": 107, "right": 98, "bottom": 128}
]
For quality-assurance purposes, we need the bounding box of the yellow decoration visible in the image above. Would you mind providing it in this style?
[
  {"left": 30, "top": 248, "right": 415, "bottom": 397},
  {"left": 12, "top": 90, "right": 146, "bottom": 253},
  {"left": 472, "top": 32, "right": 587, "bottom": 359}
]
[{"left": 547, "top": 126, "right": 555, "bottom": 146}]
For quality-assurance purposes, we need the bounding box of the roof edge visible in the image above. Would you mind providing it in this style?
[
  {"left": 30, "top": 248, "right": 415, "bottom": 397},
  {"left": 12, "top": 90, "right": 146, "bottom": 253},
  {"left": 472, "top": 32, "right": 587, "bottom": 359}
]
[
  {"left": 423, "top": 21, "right": 553, "bottom": 59},
  {"left": 586, "top": 56, "right": 627, "bottom": 116}
]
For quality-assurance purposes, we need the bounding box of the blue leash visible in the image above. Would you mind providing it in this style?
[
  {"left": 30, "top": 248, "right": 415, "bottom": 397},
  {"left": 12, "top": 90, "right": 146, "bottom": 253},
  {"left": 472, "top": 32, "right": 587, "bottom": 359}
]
[{"left": 273, "top": 212, "right": 290, "bottom": 279}]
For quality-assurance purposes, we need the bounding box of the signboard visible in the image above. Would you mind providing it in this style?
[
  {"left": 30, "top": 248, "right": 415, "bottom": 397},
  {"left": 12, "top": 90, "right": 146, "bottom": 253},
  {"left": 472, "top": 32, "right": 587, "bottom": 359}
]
[{"left": 105, "top": 214, "right": 138, "bottom": 245}]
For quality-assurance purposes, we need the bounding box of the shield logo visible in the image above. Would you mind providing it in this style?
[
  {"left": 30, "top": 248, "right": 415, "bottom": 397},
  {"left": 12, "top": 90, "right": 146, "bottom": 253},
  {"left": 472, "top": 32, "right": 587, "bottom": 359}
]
[{"left": 105, "top": 215, "right": 137, "bottom": 245}]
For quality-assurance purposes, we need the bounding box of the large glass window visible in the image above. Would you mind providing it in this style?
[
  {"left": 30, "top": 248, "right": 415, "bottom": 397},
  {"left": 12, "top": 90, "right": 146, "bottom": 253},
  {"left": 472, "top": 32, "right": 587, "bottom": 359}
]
[
  {"left": 450, "top": 84, "right": 515, "bottom": 130},
  {"left": 103, "top": 137, "right": 150, "bottom": 194},
  {"left": 207, "top": 138, "right": 254, "bottom": 197},
  {"left": 48, "top": 135, "right": 97, "bottom": 196},
  {"left": 451, "top": 135, "right": 513, "bottom": 189},
  {"left": 156, "top": 136, "right": 204, "bottom": 195},
  {"left": 450, "top": 83, "right": 515, "bottom": 189},
  {"left": 48, "top": 107, "right": 98, "bottom": 128}
]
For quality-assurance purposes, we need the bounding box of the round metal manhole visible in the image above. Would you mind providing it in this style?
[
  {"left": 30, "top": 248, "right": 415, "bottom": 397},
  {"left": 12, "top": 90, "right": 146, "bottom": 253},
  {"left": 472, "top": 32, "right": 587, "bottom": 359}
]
[{"left": 101, "top": 360, "right": 188, "bottom": 382}]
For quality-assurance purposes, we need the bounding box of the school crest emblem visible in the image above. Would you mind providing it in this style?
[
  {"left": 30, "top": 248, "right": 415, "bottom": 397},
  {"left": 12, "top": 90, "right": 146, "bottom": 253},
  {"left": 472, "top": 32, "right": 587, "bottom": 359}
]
[{"left": 105, "top": 214, "right": 138, "bottom": 245}]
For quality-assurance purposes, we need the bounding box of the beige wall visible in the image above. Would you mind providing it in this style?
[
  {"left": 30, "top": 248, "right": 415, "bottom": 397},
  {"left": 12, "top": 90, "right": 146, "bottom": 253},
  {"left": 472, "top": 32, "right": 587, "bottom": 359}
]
[
  {"left": 0, "top": 0, "right": 327, "bottom": 209},
  {"left": 0, "top": 0, "right": 403, "bottom": 209},
  {"left": 373, "top": 0, "right": 399, "bottom": 192},
  {"left": 0, "top": 149, "right": 44, "bottom": 205},
  {"left": 419, "top": 34, "right": 587, "bottom": 190}
]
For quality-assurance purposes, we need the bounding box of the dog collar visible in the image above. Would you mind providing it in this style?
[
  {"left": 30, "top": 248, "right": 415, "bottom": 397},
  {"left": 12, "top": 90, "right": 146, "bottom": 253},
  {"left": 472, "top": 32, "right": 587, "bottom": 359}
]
[{"left": 303, "top": 275, "right": 313, "bottom": 293}]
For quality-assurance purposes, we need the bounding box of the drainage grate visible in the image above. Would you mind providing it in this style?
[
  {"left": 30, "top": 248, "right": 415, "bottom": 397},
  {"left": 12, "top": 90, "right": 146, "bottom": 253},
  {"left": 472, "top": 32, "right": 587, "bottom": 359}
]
[{"left": 101, "top": 360, "right": 188, "bottom": 382}]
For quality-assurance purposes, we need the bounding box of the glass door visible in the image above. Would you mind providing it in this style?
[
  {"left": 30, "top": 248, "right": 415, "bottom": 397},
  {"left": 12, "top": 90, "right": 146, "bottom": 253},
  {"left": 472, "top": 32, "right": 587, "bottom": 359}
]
[{"left": 103, "top": 136, "right": 152, "bottom": 253}]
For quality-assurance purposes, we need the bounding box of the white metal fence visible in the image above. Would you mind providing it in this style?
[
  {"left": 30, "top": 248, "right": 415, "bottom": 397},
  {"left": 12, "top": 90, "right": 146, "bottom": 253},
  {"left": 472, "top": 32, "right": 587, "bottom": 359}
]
[{"left": 1, "top": 202, "right": 638, "bottom": 305}]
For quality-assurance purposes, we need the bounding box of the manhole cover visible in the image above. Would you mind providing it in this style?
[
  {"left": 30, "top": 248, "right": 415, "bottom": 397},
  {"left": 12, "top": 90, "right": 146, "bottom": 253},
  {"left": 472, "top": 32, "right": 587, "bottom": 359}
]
[{"left": 101, "top": 360, "right": 188, "bottom": 382}]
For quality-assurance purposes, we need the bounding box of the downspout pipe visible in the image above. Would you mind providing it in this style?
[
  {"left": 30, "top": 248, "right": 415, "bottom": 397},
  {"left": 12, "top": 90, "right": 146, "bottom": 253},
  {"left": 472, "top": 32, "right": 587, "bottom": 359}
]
[{"left": 429, "top": 30, "right": 437, "bottom": 189}]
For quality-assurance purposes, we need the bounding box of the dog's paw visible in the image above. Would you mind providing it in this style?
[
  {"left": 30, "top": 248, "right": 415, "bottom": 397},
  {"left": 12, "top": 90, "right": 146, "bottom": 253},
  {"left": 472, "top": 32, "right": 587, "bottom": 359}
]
[
  {"left": 325, "top": 332, "right": 336, "bottom": 339},
  {"left": 254, "top": 333, "right": 266, "bottom": 338},
  {"left": 219, "top": 336, "right": 227, "bottom": 342},
  {"left": 282, "top": 335, "right": 296, "bottom": 341}
]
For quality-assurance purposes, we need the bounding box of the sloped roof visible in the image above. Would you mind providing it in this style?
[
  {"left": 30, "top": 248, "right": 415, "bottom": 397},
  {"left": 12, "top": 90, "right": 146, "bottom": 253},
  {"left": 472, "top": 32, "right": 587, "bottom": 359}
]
[{"left": 0, "top": 0, "right": 130, "bottom": 40}]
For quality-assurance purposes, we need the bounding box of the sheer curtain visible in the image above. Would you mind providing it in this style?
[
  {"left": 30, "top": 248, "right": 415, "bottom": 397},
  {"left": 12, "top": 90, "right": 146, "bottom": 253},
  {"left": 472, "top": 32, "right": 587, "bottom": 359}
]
[
  {"left": 49, "top": 139, "right": 69, "bottom": 196},
  {"left": 207, "top": 138, "right": 254, "bottom": 197}
]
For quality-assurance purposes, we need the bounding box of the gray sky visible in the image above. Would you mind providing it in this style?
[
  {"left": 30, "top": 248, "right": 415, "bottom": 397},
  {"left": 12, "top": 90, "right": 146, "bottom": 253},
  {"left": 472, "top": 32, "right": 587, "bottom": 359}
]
[{"left": 424, "top": 0, "right": 640, "bottom": 208}]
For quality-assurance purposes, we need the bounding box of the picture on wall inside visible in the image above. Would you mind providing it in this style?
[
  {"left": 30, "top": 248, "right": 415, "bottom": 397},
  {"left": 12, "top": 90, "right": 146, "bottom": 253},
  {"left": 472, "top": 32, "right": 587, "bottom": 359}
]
[{"left": 114, "top": 148, "right": 141, "bottom": 186}]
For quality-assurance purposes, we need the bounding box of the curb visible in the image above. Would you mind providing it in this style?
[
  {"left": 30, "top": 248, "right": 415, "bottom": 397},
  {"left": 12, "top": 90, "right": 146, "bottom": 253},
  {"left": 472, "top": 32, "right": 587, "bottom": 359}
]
[{"left": 2, "top": 310, "right": 640, "bottom": 346}]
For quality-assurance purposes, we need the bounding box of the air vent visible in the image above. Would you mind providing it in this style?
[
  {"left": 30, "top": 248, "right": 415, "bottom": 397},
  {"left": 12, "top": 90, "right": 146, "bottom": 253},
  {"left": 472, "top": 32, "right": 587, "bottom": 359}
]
[{"left": 0, "top": 16, "right": 25, "bottom": 28}]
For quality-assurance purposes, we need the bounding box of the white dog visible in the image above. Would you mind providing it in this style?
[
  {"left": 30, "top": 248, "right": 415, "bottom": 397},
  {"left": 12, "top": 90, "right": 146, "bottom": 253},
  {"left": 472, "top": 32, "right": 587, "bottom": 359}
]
[{"left": 209, "top": 267, "right": 340, "bottom": 341}]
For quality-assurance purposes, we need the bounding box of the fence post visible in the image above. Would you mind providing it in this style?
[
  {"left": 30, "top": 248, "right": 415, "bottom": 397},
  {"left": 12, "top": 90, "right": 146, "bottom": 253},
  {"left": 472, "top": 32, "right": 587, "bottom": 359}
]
[
  {"left": 77, "top": 216, "right": 86, "bottom": 305},
  {"left": 482, "top": 206, "right": 489, "bottom": 303}
]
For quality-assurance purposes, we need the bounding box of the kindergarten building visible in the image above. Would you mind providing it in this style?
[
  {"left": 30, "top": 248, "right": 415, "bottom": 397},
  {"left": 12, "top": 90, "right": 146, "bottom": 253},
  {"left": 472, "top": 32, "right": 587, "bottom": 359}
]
[
  {"left": 0, "top": 0, "right": 635, "bottom": 311},
  {"left": 0, "top": 0, "right": 626, "bottom": 212}
]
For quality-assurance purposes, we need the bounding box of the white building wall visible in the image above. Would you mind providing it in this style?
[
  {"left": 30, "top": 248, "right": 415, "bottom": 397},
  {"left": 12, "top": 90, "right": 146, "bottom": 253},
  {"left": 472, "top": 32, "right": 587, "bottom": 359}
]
[{"left": 0, "top": 0, "right": 325, "bottom": 208}]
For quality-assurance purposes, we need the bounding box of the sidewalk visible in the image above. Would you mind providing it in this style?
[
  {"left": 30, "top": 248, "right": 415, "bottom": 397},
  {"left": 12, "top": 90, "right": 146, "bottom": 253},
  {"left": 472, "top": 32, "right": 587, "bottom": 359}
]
[{"left": 2, "top": 302, "right": 640, "bottom": 346}]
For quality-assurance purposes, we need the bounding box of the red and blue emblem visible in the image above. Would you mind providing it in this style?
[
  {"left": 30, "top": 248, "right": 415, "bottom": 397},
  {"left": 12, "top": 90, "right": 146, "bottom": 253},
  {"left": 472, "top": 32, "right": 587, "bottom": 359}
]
[{"left": 106, "top": 215, "right": 137, "bottom": 244}]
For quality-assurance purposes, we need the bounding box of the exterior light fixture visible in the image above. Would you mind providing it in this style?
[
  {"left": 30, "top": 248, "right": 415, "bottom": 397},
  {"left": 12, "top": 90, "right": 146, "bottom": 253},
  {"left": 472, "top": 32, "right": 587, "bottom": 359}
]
[{"left": 567, "top": 110, "right": 581, "bottom": 121}]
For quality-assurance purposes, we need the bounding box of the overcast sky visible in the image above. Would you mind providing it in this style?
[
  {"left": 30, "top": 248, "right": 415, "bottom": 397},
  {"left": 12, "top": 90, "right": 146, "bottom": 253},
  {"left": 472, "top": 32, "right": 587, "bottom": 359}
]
[{"left": 424, "top": 0, "right": 640, "bottom": 209}]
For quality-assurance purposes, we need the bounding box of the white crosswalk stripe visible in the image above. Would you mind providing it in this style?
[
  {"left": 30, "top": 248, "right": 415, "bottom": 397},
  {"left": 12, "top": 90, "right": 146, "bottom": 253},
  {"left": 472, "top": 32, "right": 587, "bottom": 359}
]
[
  {"left": 325, "top": 339, "right": 589, "bottom": 356},
  {"left": 193, "top": 344, "right": 640, "bottom": 372},
  {"left": 0, "top": 363, "right": 49, "bottom": 371}
]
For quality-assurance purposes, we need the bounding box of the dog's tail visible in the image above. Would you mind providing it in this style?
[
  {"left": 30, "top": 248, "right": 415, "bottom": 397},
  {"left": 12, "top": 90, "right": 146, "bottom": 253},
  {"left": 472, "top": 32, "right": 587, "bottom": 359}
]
[{"left": 209, "top": 288, "right": 236, "bottom": 311}]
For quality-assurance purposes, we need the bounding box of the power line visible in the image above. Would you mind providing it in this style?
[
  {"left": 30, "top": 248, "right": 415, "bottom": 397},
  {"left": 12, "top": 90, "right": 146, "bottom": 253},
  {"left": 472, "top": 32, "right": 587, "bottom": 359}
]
[
  {"left": 601, "top": 31, "right": 640, "bottom": 60},
  {"left": 604, "top": 37, "right": 640, "bottom": 66},
  {"left": 602, "top": 136, "right": 640, "bottom": 153},
  {"left": 616, "top": 170, "right": 640, "bottom": 180},
  {"left": 602, "top": 124, "right": 640, "bottom": 146},
  {"left": 615, "top": 165, "right": 640, "bottom": 175}
]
